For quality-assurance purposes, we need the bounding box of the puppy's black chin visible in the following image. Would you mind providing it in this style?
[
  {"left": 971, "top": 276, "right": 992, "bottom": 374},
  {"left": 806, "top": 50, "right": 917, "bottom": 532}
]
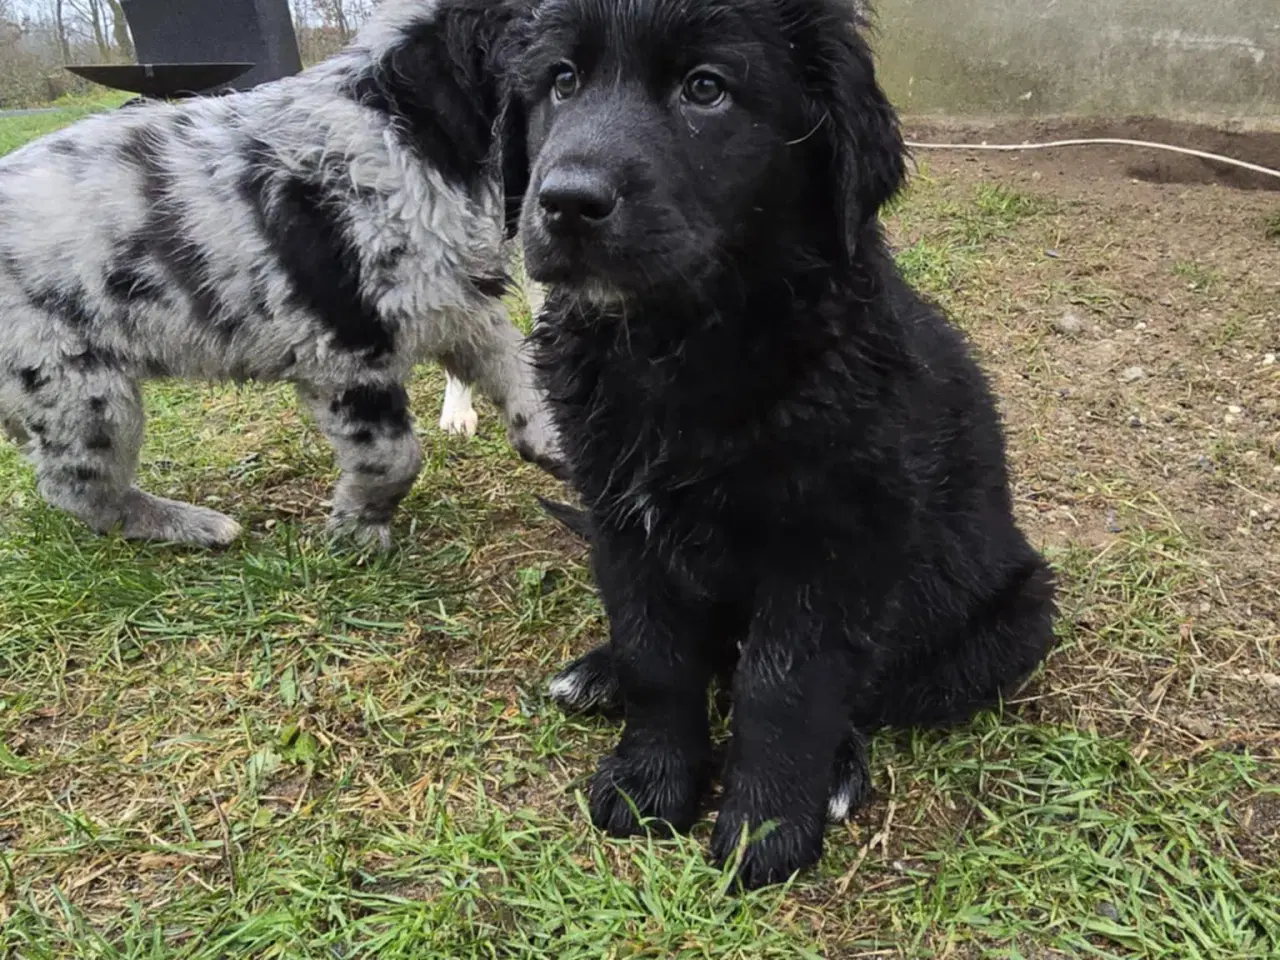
[
  {"left": 523, "top": 244, "right": 629, "bottom": 308},
  {"left": 524, "top": 229, "right": 722, "bottom": 309}
]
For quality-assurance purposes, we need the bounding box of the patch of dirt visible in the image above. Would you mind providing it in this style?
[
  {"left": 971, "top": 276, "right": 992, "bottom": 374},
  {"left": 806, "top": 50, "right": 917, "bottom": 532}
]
[
  {"left": 889, "top": 117, "right": 1280, "bottom": 751},
  {"left": 906, "top": 115, "right": 1280, "bottom": 192},
  {"left": 1243, "top": 791, "right": 1280, "bottom": 842}
]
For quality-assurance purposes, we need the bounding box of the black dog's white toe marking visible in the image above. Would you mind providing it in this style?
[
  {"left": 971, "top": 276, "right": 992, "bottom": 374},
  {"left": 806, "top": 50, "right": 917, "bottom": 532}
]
[
  {"left": 826, "top": 780, "right": 864, "bottom": 825},
  {"left": 827, "top": 730, "right": 872, "bottom": 823},
  {"left": 548, "top": 646, "right": 621, "bottom": 715}
]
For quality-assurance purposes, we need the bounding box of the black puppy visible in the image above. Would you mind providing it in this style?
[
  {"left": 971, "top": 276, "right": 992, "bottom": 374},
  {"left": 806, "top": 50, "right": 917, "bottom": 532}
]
[{"left": 508, "top": 0, "right": 1058, "bottom": 889}]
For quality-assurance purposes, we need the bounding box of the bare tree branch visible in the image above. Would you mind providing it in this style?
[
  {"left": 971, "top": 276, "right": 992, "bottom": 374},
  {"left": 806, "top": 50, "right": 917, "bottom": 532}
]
[{"left": 103, "top": 0, "right": 133, "bottom": 60}]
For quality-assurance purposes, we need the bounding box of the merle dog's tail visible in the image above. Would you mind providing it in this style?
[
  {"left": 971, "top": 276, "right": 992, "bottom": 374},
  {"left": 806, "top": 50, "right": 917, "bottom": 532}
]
[{"left": 537, "top": 496, "right": 593, "bottom": 541}]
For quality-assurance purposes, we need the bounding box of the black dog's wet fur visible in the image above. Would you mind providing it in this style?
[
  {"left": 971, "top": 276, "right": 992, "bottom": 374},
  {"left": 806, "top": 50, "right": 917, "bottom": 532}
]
[{"left": 511, "top": 0, "right": 1058, "bottom": 889}]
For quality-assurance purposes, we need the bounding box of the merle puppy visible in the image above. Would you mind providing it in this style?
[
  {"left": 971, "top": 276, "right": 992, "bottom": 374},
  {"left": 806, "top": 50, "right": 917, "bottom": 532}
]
[
  {"left": 0, "top": 0, "right": 557, "bottom": 549},
  {"left": 510, "top": 0, "right": 1058, "bottom": 888}
]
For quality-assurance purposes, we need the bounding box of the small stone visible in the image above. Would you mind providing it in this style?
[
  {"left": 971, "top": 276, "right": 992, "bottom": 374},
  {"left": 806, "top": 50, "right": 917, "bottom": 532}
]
[
  {"left": 1228, "top": 405, "right": 1243, "bottom": 415},
  {"left": 1182, "top": 718, "right": 1216, "bottom": 739},
  {"left": 1135, "top": 321, "right": 1148, "bottom": 331},
  {"left": 1119, "top": 366, "right": 1148, "bottom": 383},
  {"left": 1053, "top": 310, "right": 1086, "bottom": 335},
  {"left": 1262, "top": 353, "right": 1276, "bottom": 365},
  {"left": 1044, "top": 249, "right": 1061, "bottom": 259},
  {"left": 1096, "top": 903, "right": 1121, "bottom": 922}
]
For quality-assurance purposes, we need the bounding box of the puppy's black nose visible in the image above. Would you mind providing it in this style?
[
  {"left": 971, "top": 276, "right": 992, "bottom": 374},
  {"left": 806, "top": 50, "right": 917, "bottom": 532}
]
[{"left": 538, "top": 168, "right": 618, "bottom": 229}]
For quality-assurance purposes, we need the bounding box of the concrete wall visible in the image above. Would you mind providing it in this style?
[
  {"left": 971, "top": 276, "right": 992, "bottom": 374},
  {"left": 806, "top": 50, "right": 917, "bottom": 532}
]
[{"left": 873, "top": 0, "right": 1280, "bottom": 124}]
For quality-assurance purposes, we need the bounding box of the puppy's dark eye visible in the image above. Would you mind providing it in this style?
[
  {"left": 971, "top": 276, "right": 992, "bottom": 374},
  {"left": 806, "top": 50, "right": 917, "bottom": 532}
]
[
  {"left": 682, "top": 70, "right": 727, "bottom": 108},
  {"left": 551, "top": 63, "right": 579, "bottom": 101}
]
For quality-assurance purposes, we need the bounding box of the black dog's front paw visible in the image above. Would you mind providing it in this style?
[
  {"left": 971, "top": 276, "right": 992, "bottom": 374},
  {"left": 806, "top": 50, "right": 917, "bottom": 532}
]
[
  {"left": 710, "top": 805, "right": 825, "bottom": 890},
  {"left": 549, "top": 645, "right": 622, "bottom": 717},
  {"left": 589, "top": 742, "right": 706, "bottom": 837},
  {"left": 827, "top": 729, "right": 873, "bottom": 823}
]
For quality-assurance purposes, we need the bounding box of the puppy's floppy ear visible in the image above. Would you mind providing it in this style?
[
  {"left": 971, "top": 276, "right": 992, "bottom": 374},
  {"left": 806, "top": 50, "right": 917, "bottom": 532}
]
[
  {"left": 799, "top": 4, "right": 907, "bottom": 260},
  {"left": 354, "top": 0, "right": 526, "bottom": 192},
  {"left": 498, "top": 94, "right": 530, "bottom": 240},
  {"left": 493, "top": 7, "right": 535, "bottom": 240}
]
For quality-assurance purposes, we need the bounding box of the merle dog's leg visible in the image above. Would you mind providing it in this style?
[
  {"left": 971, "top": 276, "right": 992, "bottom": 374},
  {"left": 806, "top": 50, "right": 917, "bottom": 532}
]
[
  {"left": 438, "top": 373, "right": 478, "bottom": 438},
  {"left": 709, "top": 582, "right": 861, "bottom": 889},
  {"left": 586, "top": 530, "right": 717, "bottom": 836},
  {"left": 440, "top": 305, "right": 562, "bottom": 477},
  {"left": 296, "top": 380, "right": 423, "bottom": 550},
  {"left": 5, "top": 356, "right": 240, "bottom": 545}
]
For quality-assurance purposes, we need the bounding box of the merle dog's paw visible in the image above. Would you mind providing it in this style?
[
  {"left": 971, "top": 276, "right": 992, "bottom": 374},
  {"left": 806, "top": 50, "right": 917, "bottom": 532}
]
[
  {"left": 508, "top": 404, "right": 568, "bottom": 480},
  {"left": 549, "top": 646, "right": 622, "bottom": 716},
  {"left": 588, "top": 743, "right": 706, "bottom": 837},
  {"left": 710, "top": 806, "right": 825, "bottom": 890},
  {"left": 118, "top": 490, "right": 242, "bottom": 547},
  {"left": 439, "top": 403, "right": 479, "bottom": 438},
  {"left": 325, "top": 515, "right": 393, "bottom": 553},
  {"left": 827, "top": 730, "right": 873, "bottom": 823}
]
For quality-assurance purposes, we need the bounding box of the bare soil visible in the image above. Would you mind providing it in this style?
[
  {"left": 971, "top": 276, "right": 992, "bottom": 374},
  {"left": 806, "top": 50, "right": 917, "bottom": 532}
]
[
  {"left": 907, "top": 115, "right": 1280, "bottom": 192},
  {"left": 894, "top": 115, "right": 1279, "bottom": 757}
]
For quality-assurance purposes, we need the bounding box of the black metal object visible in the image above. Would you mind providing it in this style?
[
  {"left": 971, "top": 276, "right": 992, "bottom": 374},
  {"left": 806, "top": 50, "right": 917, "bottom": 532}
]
[
  {"left": 120, "top": 0, "right": 302, "bottom": 92},
  {"left": 66, "top": 63, "right": 254, "bottom": 100}
]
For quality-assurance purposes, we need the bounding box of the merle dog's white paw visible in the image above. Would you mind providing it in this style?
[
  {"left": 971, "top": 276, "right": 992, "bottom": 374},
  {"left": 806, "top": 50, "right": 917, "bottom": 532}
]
[
  {"left": 439, "top": 378, "right": 478, "bottom": 438},
  {"left": 439, "top": 406, "right": 479, "bottom": 438}
]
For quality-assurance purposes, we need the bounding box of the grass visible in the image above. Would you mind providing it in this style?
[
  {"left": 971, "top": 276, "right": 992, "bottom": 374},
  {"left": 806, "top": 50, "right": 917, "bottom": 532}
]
[
  {"left": 2, "top": 106, "right": 1279, "bottom": 959},
  {"left": 0, "top": 92, "right": 130, "bottom": 156},
  {"left": 1171, "top": 260, "right": 1222, "bottom": 293}
]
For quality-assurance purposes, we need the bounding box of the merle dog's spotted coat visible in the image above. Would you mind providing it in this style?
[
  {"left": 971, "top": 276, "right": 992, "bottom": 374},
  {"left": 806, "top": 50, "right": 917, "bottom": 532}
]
[
  {"left": 513, "top": 0, "right": 1058, "bottom": 888},
  {"left": 0, "top": 0, "right": 558, "bottom": 548}
]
